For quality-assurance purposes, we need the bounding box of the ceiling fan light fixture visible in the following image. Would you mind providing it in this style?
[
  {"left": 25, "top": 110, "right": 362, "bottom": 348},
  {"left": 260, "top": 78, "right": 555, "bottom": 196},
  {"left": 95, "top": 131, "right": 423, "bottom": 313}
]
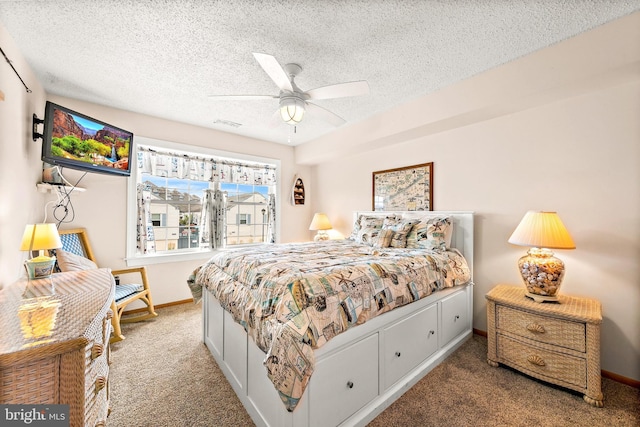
[{"left": 279, "top": 96, "right": 305, "bottom": 125}]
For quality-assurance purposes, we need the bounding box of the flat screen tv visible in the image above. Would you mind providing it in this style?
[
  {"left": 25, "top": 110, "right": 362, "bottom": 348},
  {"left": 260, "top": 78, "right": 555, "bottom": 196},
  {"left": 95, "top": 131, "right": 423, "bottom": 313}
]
[{"left": 41, "top": 101, "right": 133, "bottom": 177}]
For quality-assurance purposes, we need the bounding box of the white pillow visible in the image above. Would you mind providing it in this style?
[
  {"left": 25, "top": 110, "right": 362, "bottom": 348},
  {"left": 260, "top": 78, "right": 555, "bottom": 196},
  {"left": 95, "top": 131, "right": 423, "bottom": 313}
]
[{"left": 56, "top": 248, "right": 98, "bottom": 271}]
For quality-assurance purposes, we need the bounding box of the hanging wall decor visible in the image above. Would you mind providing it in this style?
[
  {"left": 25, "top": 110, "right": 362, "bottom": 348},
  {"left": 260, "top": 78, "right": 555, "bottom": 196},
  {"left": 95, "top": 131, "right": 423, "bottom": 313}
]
[
  {"left": 291, "top": 175, "right": 305, "bottom": 205},
  {"left": 372, "top": 162, "right": 433, "bottom": 211}
]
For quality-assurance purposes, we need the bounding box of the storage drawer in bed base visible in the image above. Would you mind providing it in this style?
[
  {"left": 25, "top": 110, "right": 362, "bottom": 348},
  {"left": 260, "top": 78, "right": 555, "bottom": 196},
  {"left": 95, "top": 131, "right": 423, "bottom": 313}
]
[{"left": 203, "top": 283, "right": 473, "bottom": 427}]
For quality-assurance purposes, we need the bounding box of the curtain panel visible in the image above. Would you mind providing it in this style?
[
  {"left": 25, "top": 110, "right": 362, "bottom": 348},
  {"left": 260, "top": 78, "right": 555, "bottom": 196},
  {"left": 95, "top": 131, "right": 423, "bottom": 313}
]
[
  {"left": 267, "top": 193, "right": 276, "bottom": 244},
  {"left": 137, "top": 145, "right": 277, "bottom": 185},
  {"left": 200, "top": 189, "right": 227, "bottom": 249},
  {"left": 136, "top": 183, "right": 156, "bottom": 254}
]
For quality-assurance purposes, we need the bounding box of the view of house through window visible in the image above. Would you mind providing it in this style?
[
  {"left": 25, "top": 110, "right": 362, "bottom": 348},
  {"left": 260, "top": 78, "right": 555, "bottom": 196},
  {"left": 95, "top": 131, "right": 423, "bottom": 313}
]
[
  {"left": 141, "top": 174, "right": 271, "bottom": 251},
  {"left": 225, "top": 183, "right": 270, "bottom": 245}
]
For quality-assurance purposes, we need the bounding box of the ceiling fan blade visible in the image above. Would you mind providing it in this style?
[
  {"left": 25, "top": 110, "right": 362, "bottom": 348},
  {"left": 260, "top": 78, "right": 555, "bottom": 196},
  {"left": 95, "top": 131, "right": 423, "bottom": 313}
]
[
  {"left": 305, "top": 102, "right": 346, "bottom": 126},
  {"left": 252, "top": 52, "right": 293, "bottom": 92},
  {"left": 208, "top": 95, "right": 277, "bottom": 100},
  {"left": 306, "top": 80, "right": 369, "bottom": 100}
]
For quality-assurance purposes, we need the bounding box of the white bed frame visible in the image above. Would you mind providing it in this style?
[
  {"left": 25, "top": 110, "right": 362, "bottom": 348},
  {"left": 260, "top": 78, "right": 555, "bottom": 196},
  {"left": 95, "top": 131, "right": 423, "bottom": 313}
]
[{"left": 202, "top": 211, "right": 474, "bottom": 427}]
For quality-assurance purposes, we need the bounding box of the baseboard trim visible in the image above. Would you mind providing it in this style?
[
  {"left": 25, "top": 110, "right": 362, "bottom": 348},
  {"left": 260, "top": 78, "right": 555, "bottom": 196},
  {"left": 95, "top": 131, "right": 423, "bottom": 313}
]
[
  {"left": 472, "top": 328, "right": 639, "bottom": 389},
  {"left": 473, "top": 328, "right": 487, "bottom": 337},
  {"left": 601, "top": 369, "right": 640, "bottom": 389},
  {"left": 122, "top": 298, "right": 194, "bottom": 315}
]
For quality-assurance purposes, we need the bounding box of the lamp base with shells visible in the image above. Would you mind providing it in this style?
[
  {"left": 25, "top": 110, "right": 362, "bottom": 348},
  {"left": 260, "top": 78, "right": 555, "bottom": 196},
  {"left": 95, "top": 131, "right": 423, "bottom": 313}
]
[{"left": 518, "top": 248, "right": 565, "bottom": 303}]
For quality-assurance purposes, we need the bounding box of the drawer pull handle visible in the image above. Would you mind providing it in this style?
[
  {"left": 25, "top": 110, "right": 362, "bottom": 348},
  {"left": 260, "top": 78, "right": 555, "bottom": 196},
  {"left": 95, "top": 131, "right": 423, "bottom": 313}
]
[
  {"left": 346, "top": 381, "right": 354, "bottom": 389},
  {"left": 91, "top": 343, "right": 104, "bottom": 360},
  {"left": 526, "top": 323, "right": 546, "bottom": 334},
  {"left": 527, "top": 355, "right": 546, "bottom": 366},
  {"left": 95, "top": 376, "right": 107, "bottom": 393},
  {"left": 428, "top": 330, "right": 435, "bottom": 336},
  {"left": 454, "top": 315, "right": 460, "bottom": 321},
  {"left": 395, "top": 351, "right": 401, "bottom": 358}
]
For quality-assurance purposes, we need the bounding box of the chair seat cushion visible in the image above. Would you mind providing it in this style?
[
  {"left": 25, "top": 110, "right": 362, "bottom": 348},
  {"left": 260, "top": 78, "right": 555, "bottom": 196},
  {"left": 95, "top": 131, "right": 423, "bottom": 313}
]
[{"left": 115, "top": 283, "right": 144, "bottom": 302}]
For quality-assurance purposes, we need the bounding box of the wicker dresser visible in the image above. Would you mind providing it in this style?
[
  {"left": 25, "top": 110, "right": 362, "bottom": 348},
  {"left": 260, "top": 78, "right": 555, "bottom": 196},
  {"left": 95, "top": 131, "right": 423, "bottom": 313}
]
[
  {"left": 486, "top": 284, "right": 603, "bottom": 407},
  {"left": 0, "top": 268, "right": 115, "bottom": 426}
]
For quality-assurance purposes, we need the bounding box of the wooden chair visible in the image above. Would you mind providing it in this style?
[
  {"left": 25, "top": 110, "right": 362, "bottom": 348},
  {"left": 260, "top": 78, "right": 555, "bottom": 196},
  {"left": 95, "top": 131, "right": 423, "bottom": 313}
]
[{"left": 52, "top": 228, "right": 158, "bottom": 342}]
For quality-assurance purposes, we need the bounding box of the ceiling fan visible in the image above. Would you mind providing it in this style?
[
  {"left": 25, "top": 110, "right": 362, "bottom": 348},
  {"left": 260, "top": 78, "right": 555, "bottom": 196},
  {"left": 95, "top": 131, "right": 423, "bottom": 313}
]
[{"left": 209, "top": 53, "right": 369, "bottom": 127}]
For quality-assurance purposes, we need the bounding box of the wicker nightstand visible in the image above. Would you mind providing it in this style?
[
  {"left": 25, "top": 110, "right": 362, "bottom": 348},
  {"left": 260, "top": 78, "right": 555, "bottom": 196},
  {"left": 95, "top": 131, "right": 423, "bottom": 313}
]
[{"left": 486, "top": 284, "right": 603, "bottom": 407}]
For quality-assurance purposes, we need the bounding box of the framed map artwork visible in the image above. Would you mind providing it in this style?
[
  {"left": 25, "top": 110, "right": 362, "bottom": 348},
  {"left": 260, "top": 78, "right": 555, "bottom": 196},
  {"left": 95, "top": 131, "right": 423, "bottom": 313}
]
[{"left": 372, "top": 162, "right": 433, "bottom": 211}]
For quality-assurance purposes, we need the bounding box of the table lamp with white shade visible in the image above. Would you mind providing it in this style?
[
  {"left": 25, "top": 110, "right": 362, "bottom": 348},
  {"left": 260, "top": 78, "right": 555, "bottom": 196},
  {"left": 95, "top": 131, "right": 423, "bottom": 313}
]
[
  {"left": 309, "top": 213, "right": 332, "bottom": 241},
  {"left": 20, "top": 223, "right": 62, "bottom": 279},
  {"left": 508, "top": 211, "right": 576, "bottom": 303}
]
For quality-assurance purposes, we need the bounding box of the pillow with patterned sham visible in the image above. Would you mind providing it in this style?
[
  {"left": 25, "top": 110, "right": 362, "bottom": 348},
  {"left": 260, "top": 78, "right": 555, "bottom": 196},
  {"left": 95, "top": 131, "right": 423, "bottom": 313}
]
[
  {"left": 388, "top": 231, "right": 408, "bottom": 248},
  {"left": 349, "top": 215, "right": 379, "bottom": 240},
  {"left": 387, "top": 219, "right": 419, "bottom": 248},
  {"left": 349, "top": 214, "right": 399, "bottom": 241},
  {"left": 382, "top": 216, "right": 402, "bottom": 228},
  {"left": 406, "top": 216, "right": 453, "bottom": 250},
  {"left": 373, "top": 228, "right": 395, "bottom": 248},
  {"left": 357, "top": 226, "right": 382, "bottom": 245}
]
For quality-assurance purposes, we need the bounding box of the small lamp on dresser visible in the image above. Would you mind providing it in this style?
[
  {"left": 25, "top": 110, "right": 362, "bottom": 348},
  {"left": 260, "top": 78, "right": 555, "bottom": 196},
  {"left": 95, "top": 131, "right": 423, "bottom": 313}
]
[
  {"left": 508, "top": 211, "right": 575, "bottom": 303},
  {"left": 309, "top": 213, "right": 332, "bottom": 241},
  {"left": 20, "top": 223, "right": 62, "bottom": 279}
]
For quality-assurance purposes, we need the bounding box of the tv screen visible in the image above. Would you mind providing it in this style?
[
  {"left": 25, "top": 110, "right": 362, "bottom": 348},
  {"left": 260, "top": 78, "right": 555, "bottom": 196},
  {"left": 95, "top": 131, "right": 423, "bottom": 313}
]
[{"left": 42, "top": 101, "right": 133, "bottom": 177}]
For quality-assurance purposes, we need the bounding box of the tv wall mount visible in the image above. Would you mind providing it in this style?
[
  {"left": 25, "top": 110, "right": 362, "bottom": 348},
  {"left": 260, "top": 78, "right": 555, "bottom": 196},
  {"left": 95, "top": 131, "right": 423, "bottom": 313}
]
[{"left": 33, "top": 114, "right": 44, "bottom": 141}]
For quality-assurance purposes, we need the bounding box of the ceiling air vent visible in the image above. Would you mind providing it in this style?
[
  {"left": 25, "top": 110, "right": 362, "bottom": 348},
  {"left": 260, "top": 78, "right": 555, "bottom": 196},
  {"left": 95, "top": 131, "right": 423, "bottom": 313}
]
[{"left": 213, "top": 119, "right": 242, "bottom": 128}]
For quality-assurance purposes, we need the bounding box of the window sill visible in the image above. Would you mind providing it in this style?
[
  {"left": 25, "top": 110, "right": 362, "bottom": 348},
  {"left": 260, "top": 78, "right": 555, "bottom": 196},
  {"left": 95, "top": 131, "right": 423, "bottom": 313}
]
[
  {"left": 125, "top": 243, "right": 269, "bottom": 267},
  {"left": 125, "top": 250, "right": 216, "bottom": 267}
]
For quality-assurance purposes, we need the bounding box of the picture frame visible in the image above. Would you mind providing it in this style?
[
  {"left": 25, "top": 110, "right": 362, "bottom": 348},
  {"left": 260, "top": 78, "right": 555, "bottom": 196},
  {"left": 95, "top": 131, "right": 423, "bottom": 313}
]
[{"left": 372, "top": 162, "right": 433, "bottom": 211}]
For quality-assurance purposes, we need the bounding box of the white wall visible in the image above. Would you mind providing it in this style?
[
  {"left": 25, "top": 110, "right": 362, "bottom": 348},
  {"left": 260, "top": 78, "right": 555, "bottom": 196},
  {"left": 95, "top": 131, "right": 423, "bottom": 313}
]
[
  {"left": 302, "top": 14, "right": 640, "bottom": 381},
  {"left": 0, "top": 22, "right": 48, "bottom": 290}
]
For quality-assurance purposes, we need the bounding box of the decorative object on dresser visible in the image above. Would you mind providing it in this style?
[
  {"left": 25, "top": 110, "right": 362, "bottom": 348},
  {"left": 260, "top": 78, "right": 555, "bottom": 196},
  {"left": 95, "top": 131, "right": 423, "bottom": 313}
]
[
  {"left": 308, "top": 212, "right": 332, "bottom": 241},
  {"left": 486, "top": 284, "right": 603, "bottom": 407},
  {"left": 20, "top": 223, "right": 62, "bottom": 279},
  {"left": 53, "top": 228, "right": 158, "bottom": 343},
  {"left": 372, "top": 162, "right": 433, "bottom": 211},
  {"left": 508, "top": 211, "right": 576, "bottom": 302},
  {"left": 0, "top": 269, "right": 115, "bottom": 426}
]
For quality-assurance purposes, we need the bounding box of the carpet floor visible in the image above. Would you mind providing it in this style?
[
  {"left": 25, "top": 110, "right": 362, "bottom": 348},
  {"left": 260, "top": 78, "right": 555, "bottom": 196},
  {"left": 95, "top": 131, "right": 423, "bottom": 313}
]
[{"left": 107, "top": 303, "right": 639, "bottom": 427}]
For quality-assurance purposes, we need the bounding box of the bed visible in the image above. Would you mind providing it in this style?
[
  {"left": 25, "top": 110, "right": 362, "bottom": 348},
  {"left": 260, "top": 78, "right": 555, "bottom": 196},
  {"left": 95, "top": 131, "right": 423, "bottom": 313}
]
[{"left": 188, "top": 210, "right": 474, "bottom": 427}]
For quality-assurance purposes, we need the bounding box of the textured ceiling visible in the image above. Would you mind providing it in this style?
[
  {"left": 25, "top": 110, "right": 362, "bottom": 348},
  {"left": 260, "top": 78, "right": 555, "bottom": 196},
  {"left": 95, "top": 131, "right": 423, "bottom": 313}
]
[{"left": 1, "top": 1, "right": 639, "bottom": 146}]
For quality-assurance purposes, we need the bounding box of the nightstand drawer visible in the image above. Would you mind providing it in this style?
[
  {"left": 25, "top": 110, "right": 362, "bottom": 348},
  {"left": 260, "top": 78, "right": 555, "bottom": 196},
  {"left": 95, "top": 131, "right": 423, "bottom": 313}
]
[
  {"left": 497, "top": 334, "right": 586, "bottom": 388},
  {"left": 496, "top": 305, "right": 585, "bottom": 352},
  {"left": 497, "top": 334, "right": 587, "bottom": 387}
]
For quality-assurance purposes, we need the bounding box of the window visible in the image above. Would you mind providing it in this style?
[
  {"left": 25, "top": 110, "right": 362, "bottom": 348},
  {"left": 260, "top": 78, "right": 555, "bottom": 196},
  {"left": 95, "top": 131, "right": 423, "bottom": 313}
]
[
  {"left": 128, "top": 138, "right": 279, "bottom": 264},
  {"left": 142, "top": 174, "right": 208, "bottom": 251},
  {"left": 225, "top": 183, "right": 270, "bottom": 245},
  {"left": 151, "top": 213, "right": 165, "bottom": 227}
]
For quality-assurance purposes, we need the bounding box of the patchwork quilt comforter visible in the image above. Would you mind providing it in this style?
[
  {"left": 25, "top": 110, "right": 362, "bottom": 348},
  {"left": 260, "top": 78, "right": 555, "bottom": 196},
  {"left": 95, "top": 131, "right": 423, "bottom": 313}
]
[{"left": 187, "top": 240, "right": 471, "bottom": 411}]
